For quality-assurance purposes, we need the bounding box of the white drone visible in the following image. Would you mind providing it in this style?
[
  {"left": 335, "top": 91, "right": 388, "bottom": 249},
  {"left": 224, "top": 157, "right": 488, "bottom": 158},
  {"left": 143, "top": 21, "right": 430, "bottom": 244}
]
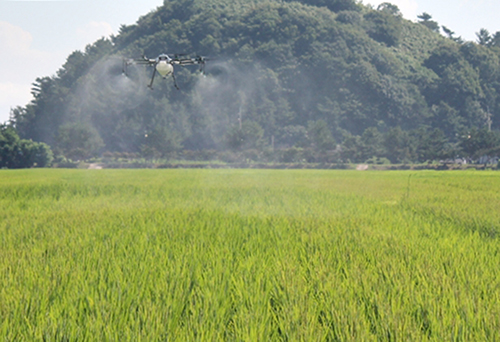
[{"left": 122, "top": 53, "right": 208, "bottom": 89}]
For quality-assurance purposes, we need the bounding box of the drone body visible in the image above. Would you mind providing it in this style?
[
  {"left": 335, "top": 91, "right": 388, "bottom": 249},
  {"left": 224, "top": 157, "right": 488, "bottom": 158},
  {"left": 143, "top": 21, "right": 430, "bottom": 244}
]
[
  {"left": 122, "top": 53, "right": 207, "bottom": 89},
  {"left": 156, "top": 59, "right": 174, "bottom": 78}
]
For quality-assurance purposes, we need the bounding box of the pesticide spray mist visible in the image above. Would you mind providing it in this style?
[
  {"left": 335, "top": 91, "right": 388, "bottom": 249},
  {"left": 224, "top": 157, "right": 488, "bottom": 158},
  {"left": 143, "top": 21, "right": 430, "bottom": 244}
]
[
  {"left": 189, "top": 59, "right": 295, "bottom": 152},
  {"left": 68, "top": 56, "right": 149, "bottom": 121},
  {"left": 61, "top": 54, "right": 312, "bottom": 156}
]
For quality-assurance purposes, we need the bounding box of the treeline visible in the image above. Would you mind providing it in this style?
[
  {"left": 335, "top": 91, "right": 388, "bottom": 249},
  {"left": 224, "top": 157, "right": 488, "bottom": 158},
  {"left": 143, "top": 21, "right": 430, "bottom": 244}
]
[
  {"left": 5, "top": 0, "right": 500, "bottom": 167},
  {"left": 121, "top": 123, "right": 500, "bottom": 165},
  {"left": 339, "top": 126, "right": 500, "bottom": 164}
]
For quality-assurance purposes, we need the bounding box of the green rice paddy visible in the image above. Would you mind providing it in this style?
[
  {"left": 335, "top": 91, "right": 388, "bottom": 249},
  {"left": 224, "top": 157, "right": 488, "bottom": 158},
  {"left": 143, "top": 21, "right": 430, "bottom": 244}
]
[{"left": 1, "top": 169, "right": 499, "bottom": 341}]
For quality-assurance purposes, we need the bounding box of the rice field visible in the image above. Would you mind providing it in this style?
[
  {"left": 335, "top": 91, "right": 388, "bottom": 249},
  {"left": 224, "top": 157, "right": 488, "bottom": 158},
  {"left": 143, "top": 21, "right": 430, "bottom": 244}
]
[{"left": 1, "top": 169, "right": 499, "bottom": 341}]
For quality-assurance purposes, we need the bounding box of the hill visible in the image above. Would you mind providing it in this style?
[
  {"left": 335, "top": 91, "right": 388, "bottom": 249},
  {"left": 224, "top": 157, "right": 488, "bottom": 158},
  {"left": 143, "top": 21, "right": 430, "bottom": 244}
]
[{"left": 8, "top": 0, "right": 500, "bottom": 164}]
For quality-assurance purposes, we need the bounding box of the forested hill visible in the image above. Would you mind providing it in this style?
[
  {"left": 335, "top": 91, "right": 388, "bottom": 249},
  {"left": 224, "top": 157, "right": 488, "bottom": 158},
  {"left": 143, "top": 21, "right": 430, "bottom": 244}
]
[{"left": 8, "top": 0, "right": 500, "bottom": 163}]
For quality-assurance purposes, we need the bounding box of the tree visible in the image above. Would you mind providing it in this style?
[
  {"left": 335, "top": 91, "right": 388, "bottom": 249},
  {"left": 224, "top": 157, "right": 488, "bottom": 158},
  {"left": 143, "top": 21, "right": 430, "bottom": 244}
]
[
  {"left": 0, "top": 125, "right": 53, "bottom": 168},
  {"left": 413, "top": 128, "right": 450, "bottom": 162},
  {"left": 143, "top": 126, "right": 182, "bottom": 158},
  {"left": 442, "top": 26, "right": 463, "bottom": 43},
  {"left": 459, "top": 127, "right": 500, "bottom": 158},
  {"left": 340, "top": 133, "right": 363, "bottom": 162},
  {"left": 32, "top": 142, "right": 54, "bottom": 167},
  {"left": 430, "top": 102, "right": 464, "bottom": 138},
  {"left": 279, "top": 125, "right": 308, "bottom": 148},
  {"left": 383, "top": 127, "right": 414, "bottom": 163},
  {"left": 424, "top": 47, "right": 483, "bottom": 113},
  {"left": 442, "top": 26, "right": 454, "bottom": 39},
  {"left": 417, "top": 12, "right": 439, "bottom": 33},
  {"left": 417, "top": 12, "right": 432, "bottom": 21},
  {"left": 476, "top": 28, "right": 492, "bottom": 46},
  {"left": 424, "top": 44, "right": 462, "bottom": 76},
  {"left": 285, "top": 0, "right": 360, "bottom": 13},
  {"left": 359, "top": 127, "right": 383, "bottom": 160},
  {"left": 339, "top": 128, "right": 384, "bottom": 163},
  {"left": 492, "top": 31, "right": 500, "bottom": 48},
  {"left": 377, "top": 3, "right": 401, "bottom": 17},
  {"left": 56, "top": 122, "right": 104, "bottom": 160},
  {"left": 226, "top": 121, "right": 264, "bottom": 151},
  {"left": 460, "top": 42, "right": 500, "bottom": 82},
  {"left": 364, "top": 9, "right": 402, "bottom": 46},
  {"left": 307, "top": 120, "right": 336, "bottom": 152},
  {"left": 0, "top": 126, "right": 21, "bottom": 168}
]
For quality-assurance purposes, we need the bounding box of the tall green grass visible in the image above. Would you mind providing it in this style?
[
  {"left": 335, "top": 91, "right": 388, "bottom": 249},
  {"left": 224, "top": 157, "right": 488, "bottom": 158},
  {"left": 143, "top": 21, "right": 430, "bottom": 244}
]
[{"left": 1, "top": 169, "right": 499, "bottom": 341}]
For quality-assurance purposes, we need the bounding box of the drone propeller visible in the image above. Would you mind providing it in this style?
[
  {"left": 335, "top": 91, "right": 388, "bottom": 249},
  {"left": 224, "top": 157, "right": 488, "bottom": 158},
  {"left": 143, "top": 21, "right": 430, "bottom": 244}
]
[
  {"left": 137, "top": 55, "right": 156, "bottom": 64},
  {"left": 173, "top": 53, "right": 188, "bottom": 59},
  {"left": 195, "top": 56, "right": 211, "bottom": 74}
]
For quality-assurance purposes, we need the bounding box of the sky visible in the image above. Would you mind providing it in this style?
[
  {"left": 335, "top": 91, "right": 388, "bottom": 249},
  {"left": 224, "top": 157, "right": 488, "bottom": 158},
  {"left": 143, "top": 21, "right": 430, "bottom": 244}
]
[{"left": 1, "top": 0, "right": 499, "bottom": 124}]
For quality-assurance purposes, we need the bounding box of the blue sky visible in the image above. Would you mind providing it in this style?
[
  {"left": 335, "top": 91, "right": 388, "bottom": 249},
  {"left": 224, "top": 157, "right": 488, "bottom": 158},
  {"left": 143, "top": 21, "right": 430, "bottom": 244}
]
[{"left": 1, "top": 0, "right": 499, "bottom": 124}]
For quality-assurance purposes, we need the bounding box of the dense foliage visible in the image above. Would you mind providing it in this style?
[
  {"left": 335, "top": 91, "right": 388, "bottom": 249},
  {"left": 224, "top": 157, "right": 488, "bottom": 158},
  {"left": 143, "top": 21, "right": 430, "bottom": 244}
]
[
  {"left": 7, "top": 0, "right": 500, "bottom": 164},
  {"left": 0, "top": 125, "right": 53, "bottom": 168}
]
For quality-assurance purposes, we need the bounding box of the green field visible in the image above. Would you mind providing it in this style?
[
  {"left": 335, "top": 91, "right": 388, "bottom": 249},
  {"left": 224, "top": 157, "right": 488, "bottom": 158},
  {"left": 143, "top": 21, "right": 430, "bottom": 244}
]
[{"left": 1, "top": 169, "right": 499, "bottom": 341}]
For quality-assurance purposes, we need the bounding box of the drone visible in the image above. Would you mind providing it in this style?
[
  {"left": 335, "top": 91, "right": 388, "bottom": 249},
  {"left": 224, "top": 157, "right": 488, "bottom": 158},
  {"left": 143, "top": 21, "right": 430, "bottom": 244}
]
[{"left": 122, "top": 53, "right": 208, "bottom": 89}]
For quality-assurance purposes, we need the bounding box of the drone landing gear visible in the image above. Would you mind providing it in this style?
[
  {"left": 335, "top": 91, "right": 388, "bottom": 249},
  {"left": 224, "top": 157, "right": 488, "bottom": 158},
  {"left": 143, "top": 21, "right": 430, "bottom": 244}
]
[
  {"left": 148, "top": 68, "right": 157, "bottom": 89},
  {"left": 172, "top": 72, "right": 180, "bottom": 90}
]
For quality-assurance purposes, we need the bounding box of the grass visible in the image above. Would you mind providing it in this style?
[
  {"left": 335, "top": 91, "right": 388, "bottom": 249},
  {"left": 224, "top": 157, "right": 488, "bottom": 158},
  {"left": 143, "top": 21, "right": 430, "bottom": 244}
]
[{"left": 1, "top": 169, "right": 499, "bottom": 341}]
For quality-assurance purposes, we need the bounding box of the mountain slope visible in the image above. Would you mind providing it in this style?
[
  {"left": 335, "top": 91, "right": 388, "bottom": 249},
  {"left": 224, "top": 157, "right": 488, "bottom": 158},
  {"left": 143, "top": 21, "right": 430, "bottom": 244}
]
[{"left": 10, "top": 0, "right": 500, "bottom": 162}]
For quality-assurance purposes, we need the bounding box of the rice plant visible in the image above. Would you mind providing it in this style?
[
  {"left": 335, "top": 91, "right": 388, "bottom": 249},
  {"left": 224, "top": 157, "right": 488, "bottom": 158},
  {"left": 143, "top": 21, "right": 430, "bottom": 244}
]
[{"left": 1, "top": 169, "right": 499, "bottom": 341}]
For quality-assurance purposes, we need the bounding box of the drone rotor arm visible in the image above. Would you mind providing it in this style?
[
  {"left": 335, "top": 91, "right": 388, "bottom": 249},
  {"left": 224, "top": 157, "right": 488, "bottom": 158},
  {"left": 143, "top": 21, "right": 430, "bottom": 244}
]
[
  {"left": 125, "top": 56, "right": 156, "bottom": 66},
  {"left": 135, "top": 60, "right": 155, "bottom": 66}
]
